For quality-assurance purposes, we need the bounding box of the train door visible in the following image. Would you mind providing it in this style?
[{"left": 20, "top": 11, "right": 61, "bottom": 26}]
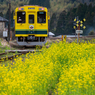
[{"left": 28, "top": 12, "right": 36, "bottom": 34}]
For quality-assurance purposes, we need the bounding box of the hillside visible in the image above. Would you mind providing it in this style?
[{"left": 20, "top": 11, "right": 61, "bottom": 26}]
[
  {"left": 54, "top": 3, "right": 95, "bottom": 35},
  {"left": 0, "top": 0, "right": 95, "bottom": 35},
  {"left": 0, "top": 0, "right": 95, "bottom": 15}
]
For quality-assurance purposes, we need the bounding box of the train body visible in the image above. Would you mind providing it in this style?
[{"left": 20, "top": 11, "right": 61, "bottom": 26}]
[{"left": 13, "top": 5, "right": 50, "bottom": 46}]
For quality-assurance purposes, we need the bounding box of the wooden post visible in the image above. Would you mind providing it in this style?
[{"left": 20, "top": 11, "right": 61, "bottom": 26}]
[
  {"left": 77, "top": 23, "right": 80, "bottom": 43},
  {"left": 64, "top": 35, "right": 66, "bottom": 42},
  {"left": 10, "top": 31, "right": 12, "bottom": 41},
  {"left": 78, "top": 33, "right": 80, "bottom": 43},
  {"left": 62, "top": 35, "right": 63, "bottom": 42}
]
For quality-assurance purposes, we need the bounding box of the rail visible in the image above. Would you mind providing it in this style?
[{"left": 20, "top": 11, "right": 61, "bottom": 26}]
[{"left": 0, "top": 50, "right": 42, "bottom": 62}]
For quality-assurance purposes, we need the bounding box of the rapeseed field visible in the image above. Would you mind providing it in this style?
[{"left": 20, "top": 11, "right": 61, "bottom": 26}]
[{"left": 0, "top": 40, "right": 95, "bottom": 95}]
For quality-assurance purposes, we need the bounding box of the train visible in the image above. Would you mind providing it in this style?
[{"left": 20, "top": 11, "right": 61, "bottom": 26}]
[{"left": 13, "top": 5, "right": 50, "bottom": 46}]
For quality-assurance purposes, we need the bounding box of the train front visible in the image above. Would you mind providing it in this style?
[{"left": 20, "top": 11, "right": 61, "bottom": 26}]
[{"left": 13, "top": 5, "right": 50, "bottom": 46}]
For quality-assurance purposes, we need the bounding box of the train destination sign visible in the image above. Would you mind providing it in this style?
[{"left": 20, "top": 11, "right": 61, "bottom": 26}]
[
  {"left": 76, "top": 30, "right": 83, "bottom": 34},
  {"left": 28, "top": 8, "right": 35, "bottom": 9}
]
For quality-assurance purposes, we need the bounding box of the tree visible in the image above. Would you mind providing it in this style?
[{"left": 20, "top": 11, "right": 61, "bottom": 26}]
[
  {"left": 65, "top": 11, "right": 74, "bottom": 35},
  {"left": 29, "top": 0, "right": 50, "bottom": 8},
  {"left": 5, "top": 8, "right": 9, "bottom": 20},
  {"left": 49, "top": 13, "right": 56, "bottom": 33},
  {"left": 89, "top": 29, "right": 95, "bottom": 35},
  {"left": 0, "top": 12, "right": 3, "bottom": 17},
  {"left": 56, "top": 10, "right": 67, "bottom": 35},
  {"left": 85, "top": 3, "right": 93, "bottom": 26},
  {"left": 0, "top": 0, "right": 3, "bottom": 2},
  {"left": 75, "top": 3, "right": 86, "bottom": 20}
]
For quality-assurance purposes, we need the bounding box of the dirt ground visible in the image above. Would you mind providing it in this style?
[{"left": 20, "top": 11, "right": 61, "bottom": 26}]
[
  {"left": 47, "top": 36, "right": 95, "bottom": 43},
  {"left": 0, "top": 36, "right": 95, "bottom": 49},
  {"left": 0, "top": 38, "right": 10, "bottom": 47}
]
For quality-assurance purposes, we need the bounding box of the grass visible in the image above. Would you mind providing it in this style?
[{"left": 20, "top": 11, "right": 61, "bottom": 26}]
[
  {"left": 0, "top": 52, "right": 21, "bottom": 58},
  {"left": 0, "top": 39, "right": 95, "bottom": 95},
  {"left": 0, "top": 39, "right": 21, "bottom": 53},
  {"left": 0, "top": 39, "right": 10, "bottom": 53}
]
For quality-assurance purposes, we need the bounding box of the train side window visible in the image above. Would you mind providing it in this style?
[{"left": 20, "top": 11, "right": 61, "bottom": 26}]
[
  {"left": 29, "top": 15, "right": 34, "bottom": 23},
  {"left": 17, "top": 11, "right": 25, "bottom": 23},
  {"left": 37, "top": 12, "right": 46, "bottom": 23}
]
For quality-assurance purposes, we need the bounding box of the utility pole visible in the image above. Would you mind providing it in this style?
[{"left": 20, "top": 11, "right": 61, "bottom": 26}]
[
  {"left": 77, "top": 20, "right": 80, "bottom": 43},
  {"left": 8, "top": 0, "right": 11, "bottom": 43}
]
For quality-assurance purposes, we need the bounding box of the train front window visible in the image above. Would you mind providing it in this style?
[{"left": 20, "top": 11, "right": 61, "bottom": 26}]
[
  {"left": 37, "top": 12, "right": 46, "bottom": 23},
  {"left": 17, "top": 11, "right": 25, "bottom": 23},
  {"left": 29, "top": 15, "right": 34, "bottom": 23}
]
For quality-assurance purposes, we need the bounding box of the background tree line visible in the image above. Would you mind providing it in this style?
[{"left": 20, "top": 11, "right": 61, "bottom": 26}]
[
  {"left": 50, "top": 3, "right": 95, "bottom": 36},
  {"left": 0, "top": 0, "right": 95, "bottom": 36}
]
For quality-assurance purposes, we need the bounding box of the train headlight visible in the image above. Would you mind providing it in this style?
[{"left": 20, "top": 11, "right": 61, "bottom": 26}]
[
  {"left": 39, "top": 8, "right": 45, "bottom": 10},
  {"left": 18, "top": 8, "right": 24, "bottom": 10}
]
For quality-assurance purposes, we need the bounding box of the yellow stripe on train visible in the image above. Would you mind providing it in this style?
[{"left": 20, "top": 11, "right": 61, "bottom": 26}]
[{"left": 15, "top": 34, "right": 48, "bottom": 37}]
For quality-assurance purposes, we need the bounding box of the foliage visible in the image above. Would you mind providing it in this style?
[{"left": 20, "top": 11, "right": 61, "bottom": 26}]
[
  {"left": 0, "top": 41, "right": 10, "bottom": 53},
  {"left": 0, "top": 41, "right": 2, "bottom": 46},
  {"left": 52, "top": 3, "right": 95, "bottom": 36},
  {"left": 0, "top": 40, "right": 95, "bottom": 95},
  {"left": 0, "top": 0, "right": 95, "bottom": 35},
  {"left": 89, "top": 29, "right": 95, "bottom": 35},
  {"left": 56, "top": 10, "right": 67, "bottom": 35},
  {"left": 29, "top": 0, "right": 50, "bottom": 8},
  {"left": 49, "top": 13, "right": 57, "bottom": 32},
  {"left": 0, "top": 0, "right": 29, "bottom": 14},
  {"left": 54, "top": 56, "right": 95, "bottom": 95},
  {"left": 11, "top": 27, "right": 14, "bottom": 31},
  {"left": 0, "top": 12, "right": 3, "bottom": 17}
]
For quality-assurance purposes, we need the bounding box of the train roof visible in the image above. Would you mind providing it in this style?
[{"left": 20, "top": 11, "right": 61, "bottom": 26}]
[
  {"left": 17, "top": 5, "right": 47, "bottom": 9},
  {"left": 21, "top": 5, "right": 46, "bottom": 7},
  {"left": 15, "top": 5, "right": 47, "bottom": 12}
]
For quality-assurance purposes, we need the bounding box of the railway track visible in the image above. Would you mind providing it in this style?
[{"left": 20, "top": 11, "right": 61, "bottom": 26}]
[
  {"left": 0, "top": 52, "right": 25, "bottom": 62},
  {"left": 0, "top": 50, "right": 42, "bottom": 63},
  {"left": 1, "top": 35, "right": 94, "bottom": 63},
  {"left": 0, "top": 39, "right": 50, "bottom": 63}
]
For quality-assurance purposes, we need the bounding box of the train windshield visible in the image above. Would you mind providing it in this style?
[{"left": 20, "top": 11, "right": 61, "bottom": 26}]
[
  {"left": 17, "top": 11, "right": 25, "bottom": 23},
  {"left": 37, "top": 12, "right": 46, "bottom": 23},
  {"left": 29, "top": 15, "right": 34, "bottom": 23}
]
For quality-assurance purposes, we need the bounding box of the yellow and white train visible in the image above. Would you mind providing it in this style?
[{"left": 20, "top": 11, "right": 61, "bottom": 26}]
[{"left": 13, "top": 5, "right": 50, "bottom": 46}]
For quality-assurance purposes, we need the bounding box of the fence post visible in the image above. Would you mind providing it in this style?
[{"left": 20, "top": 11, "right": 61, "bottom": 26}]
[
  {"left": 64, "top": 35, "right": 66, "bottom": 42},
  {"left": 62, "top": 35, "right": 63, "bottom": 42}
]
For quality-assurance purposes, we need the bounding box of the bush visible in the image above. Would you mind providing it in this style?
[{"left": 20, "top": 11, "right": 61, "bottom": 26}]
[
  {"left": 0, "top": 41, "right": 95, "bottom": 95},
  {"left": 89, "top": 29, "right": 95, "bottom": 35}
]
